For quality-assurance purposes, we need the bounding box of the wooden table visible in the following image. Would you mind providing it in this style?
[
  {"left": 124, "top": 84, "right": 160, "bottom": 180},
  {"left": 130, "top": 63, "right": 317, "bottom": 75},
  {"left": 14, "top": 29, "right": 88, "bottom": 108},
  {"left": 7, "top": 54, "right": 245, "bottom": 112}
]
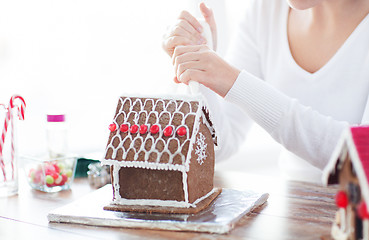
[{"left": 0, "top": 171, "right": 337, "bottom": 239}]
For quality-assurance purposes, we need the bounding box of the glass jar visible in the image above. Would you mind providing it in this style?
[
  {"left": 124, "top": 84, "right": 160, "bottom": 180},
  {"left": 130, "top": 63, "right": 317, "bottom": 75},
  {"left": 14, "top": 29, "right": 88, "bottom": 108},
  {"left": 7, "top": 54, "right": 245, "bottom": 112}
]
[{"left": 46, "top": 114, "right": 68, "bottom": 159}]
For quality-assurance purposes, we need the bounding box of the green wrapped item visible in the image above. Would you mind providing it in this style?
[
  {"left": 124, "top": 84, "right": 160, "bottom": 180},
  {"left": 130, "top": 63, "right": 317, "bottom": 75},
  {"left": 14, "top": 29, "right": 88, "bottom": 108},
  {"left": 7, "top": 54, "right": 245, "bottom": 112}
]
[{"left": 74, "top": 158, "right": 99, "bottom": 178}]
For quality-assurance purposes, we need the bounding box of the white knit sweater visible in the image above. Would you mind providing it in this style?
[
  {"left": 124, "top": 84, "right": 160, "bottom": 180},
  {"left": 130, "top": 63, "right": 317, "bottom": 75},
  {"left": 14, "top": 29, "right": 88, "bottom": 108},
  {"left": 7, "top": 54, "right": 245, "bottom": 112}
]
[{"left": 202, "top": 0, "right": 369, "bottom": 183}]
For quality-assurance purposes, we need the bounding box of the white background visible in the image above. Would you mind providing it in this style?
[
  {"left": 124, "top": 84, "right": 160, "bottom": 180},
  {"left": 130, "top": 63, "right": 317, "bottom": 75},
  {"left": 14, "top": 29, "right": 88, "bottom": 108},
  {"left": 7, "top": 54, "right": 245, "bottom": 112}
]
[{"left": 0, "top": 0, "right": 280, "bottom": 175}]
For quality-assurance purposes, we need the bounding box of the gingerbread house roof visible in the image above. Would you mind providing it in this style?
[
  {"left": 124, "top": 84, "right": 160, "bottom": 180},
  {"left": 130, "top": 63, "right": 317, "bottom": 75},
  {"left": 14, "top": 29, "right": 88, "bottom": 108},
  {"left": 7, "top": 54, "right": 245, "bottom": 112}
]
[
  {"left": 323, "top": 126, "right": 369, "bottom": 206},
  {"left": 103, "top": 94, "right": 216, "bottom": 172}
]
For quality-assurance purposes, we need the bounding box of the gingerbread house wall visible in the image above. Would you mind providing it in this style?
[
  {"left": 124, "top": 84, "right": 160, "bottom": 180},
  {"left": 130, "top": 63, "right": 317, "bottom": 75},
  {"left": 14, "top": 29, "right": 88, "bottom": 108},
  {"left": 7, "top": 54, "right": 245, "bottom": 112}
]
[
  {"left": 187, "top": 118, "right": 215, "bottom": 203},
  {"left": 115, "top": 166, "right": 184, "bottom": 201}
]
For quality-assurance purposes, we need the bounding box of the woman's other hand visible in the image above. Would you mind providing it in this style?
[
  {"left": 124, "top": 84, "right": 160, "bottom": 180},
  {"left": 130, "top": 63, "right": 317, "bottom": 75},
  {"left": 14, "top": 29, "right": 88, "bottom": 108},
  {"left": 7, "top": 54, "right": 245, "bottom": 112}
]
[
  {"left": 199, "top": 2, "right": 217, "bottom": 51},
  {"left": 172, "top": 45, "right": 240, "bottom": 97},
  {"left": 162, "top": 3, "right": 217, "bottom": 57}
]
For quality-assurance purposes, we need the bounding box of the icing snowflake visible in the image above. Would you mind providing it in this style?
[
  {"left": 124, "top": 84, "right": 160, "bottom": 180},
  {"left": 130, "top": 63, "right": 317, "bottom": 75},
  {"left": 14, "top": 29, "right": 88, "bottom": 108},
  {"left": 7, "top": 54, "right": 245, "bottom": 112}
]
[{"left": 195, "top": 133, "right": 207, "bottom": 165}]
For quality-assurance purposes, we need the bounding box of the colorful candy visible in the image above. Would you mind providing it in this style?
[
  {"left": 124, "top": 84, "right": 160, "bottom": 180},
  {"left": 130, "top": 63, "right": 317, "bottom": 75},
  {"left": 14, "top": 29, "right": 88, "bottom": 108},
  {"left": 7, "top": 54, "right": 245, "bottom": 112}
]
[
  {"left": 27, "top": 161, "right": 73, "bottom": 190},
  {"left": 177, "top": 126, "right": 187, "bottom": 136},
  {"left": 150, "top": 124, "right": 160, "bottom": 134},
  {"left": 130, "top": 124, "right": 139, "bottom": 134},
  {"left": 109, "top": 123, "right": 117, "bottom": 132},
  {"left": 45, "top": 175, "right": 54, "bottom": 185},
  {"left": 163, "top": 126, "right": 173, "bottom": 137},
  {"left": 120, "top": 124, "right": 129, "bottom": 132},
  {"left": 139, "top": 125, "right": 148, "bottom": 134}
]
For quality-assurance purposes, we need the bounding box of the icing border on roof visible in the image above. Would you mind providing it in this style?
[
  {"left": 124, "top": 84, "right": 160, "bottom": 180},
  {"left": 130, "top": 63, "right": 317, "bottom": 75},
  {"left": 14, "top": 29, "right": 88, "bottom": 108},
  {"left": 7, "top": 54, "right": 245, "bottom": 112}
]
[{"left": 183, "top": 99, "right": 203, "bottom": 172}]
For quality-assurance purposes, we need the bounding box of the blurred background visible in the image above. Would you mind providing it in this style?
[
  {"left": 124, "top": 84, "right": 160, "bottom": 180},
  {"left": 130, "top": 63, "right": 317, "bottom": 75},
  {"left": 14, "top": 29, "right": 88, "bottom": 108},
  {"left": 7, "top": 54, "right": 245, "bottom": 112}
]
[{"left": 0, "top": 0, "right": 281, "bottom": 175}]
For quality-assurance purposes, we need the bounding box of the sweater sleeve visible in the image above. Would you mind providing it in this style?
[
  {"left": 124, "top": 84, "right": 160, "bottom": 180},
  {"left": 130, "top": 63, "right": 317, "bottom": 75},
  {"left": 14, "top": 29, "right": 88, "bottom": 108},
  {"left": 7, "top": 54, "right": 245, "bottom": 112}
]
[
  {"left": 199, "top": 84, "right": 252, "bottom": 162},
  {"left": 225, "top": 70, "right": 349, "bottom": 170}
]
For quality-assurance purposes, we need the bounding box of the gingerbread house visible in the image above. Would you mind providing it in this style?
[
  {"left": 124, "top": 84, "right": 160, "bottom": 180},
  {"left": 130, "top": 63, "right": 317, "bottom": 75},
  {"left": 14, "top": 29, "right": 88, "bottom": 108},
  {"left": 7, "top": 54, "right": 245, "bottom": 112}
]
[
  {"left": 101, "top": 94, "right": 221, "bottom": 214},
  {"left": 323, "top": 126, "right": 369, "bottom": 240}
]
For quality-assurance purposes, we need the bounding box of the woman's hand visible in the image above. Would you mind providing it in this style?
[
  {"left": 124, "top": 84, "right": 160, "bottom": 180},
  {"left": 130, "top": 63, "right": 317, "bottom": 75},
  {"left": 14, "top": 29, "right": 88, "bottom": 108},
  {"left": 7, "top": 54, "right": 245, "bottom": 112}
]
[
  {"left": 162, "top": 3, "right": 217, "bottom": 57},
  {"left": 199, "top": 2, "right": 217, "bottom": 51},
  {"left": 172, "top": 45, "right": 240, "bottom": 97}
]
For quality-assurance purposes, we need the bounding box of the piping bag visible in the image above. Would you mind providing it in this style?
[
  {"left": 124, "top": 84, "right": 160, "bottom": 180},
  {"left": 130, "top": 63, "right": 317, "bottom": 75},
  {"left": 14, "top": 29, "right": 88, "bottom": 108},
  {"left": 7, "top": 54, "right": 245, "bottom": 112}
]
[{"left": 188, "top": 19, "right": 213, "bottom": 95}]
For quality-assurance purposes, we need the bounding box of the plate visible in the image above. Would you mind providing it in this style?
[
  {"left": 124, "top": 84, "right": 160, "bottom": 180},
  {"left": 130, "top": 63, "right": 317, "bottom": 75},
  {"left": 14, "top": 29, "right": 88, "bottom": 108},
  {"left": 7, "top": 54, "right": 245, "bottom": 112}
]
[{"left": 48, "top": 185, "right": 269, "bottom": 234}]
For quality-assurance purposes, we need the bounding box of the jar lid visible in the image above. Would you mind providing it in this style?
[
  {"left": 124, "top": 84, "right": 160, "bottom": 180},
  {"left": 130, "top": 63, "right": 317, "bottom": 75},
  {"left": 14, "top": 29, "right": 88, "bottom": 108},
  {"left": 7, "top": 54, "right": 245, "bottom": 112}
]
[{"left": 47, "top": 114, "right": 65, "bottom": 122}]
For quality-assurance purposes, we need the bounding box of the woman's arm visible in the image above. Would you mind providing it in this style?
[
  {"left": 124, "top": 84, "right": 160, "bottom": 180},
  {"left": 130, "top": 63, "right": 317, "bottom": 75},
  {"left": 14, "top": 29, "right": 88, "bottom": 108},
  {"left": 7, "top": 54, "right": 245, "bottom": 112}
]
[
  {"left": 226, "top": 70, "right": 349, "bottom": 170},
  {"left": 163, "top": 2, "right": 261, "bottom": 161},
  {"left": 171, "top": 0, "right": 350, "bottom": 169}
]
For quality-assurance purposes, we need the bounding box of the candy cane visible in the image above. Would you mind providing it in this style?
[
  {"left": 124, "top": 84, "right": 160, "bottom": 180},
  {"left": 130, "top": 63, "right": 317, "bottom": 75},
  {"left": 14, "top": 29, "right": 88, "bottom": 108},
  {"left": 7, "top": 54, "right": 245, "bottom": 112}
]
[
  {"left": 9, "top": 95, "right": 26, "bottom": 121},
  {"left": 0, "top": 104, "right": 10, "bottom": 180},
  {"left": 9, "top": 95, "right": 26, "bottom": 180},
  {"left": 10, "top": 108, "right": 14, "bottom": 180},
  {"left": 0, "top": 95, "right": 26, "bottom": 181}
]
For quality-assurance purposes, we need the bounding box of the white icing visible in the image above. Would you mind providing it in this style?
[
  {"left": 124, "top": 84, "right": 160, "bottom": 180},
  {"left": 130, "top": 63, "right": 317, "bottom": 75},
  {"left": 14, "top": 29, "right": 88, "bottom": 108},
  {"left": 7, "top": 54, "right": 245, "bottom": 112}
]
[
  {"left": 340, "top": 208, "right": 346, "bottom": 231},
  {"left": 193, "top": 188, "right": 216, "bottom": 205},
  {"left": 184, "top": 101, "right": 203, "bottom": 171},
  {"left": 331, "top": 223, "right": 349, "bottom": 240},
  {"left": 105, "top": 97, "right": 201, "bottom": 170},
  {"left": 182, "top": 170, "right": 189, "bottom": 203},
  {"left": 195, "top": 132, "right": 207, "bottom": 165},
  {"left": 101, "top": 159, "right": 186, "bottom": 172},
  {"left": 112, "top": 165, "right": 121, "bottom": 202},
  {"left": 110, "top": 188, "right": 216, "bottom": 209},
  {"left": 112, "top": 198, "right": 192, "bottom": 208},
  {"left": 331, "top": 208, "right": 355, "bottom": 240}
]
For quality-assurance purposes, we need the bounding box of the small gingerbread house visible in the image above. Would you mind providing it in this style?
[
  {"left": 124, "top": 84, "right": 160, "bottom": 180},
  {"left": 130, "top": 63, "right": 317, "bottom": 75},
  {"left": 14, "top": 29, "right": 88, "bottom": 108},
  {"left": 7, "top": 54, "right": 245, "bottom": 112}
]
[
  {"left": 323, "top": 126, "right": 369, "bottom": 240},
  {"left": 101, "top": 94, "right": 220, "bottom": 213}
]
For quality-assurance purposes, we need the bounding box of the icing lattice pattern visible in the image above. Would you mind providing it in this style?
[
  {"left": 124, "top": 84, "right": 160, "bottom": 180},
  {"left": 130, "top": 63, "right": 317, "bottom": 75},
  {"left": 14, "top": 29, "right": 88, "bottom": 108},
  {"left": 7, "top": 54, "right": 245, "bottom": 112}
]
[{"left": 105, "top": 97, "right": 203, "bottom": 168}]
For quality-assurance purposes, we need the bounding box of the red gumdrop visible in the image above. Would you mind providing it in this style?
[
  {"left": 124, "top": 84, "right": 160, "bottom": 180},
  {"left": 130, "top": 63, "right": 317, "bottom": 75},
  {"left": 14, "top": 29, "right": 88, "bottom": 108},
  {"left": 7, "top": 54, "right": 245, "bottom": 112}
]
[
  {"left": 51, "top": 172, "right": 59, "bottom": 180},
  {"left": 130, "top": 124, "right": 139, "bottom": 134},
  {"left": 336, "top": 191, "right": 349, "bottom": 208},
  {"left": 61, "top": 173, "right": 68, "bottom": 184},
  {"left": 150, "top": 125, "right": 160, "bottom": 134},
  {"left": 53, "top": 163, "right": 60, "bottom": 173},
  {"left": 140, "top": 125, "right": 148, "bottom": 134},
  {"left": 163, "top": 126, "right": 173, "bottom": 137},
  {"left": 358, "top": 201, "right": 369, "bottom": 219},
  {"left": 45, "top": 164, "right": 55, "bottom": 176},
  {"left": 120, "top": 124, "right": 129, "bottom": 132},
  {"left": 109, "top": 123, "right": 117, "bottom": 132},
  {"left": 177, "top": 126, "right": 187, "bottom": 136}
]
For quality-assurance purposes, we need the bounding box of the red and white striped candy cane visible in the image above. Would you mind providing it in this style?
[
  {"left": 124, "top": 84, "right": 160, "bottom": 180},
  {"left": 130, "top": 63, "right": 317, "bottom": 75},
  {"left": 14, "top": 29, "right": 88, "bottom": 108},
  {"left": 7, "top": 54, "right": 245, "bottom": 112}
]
[
  {"left": 0, "top": 104, "right": 8, "bottom": 180},
  {"left": 9, "top": 95, "right": 26, "bottom": 180},
  {"left": 0, "top": 95, "right": 26, "bottom": 181},
  {"left": 10, "top": 95, "right": 26, "bottom": 121},
  {"left": 10, "top": 108, "right": 14, "bottom": 179}
]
